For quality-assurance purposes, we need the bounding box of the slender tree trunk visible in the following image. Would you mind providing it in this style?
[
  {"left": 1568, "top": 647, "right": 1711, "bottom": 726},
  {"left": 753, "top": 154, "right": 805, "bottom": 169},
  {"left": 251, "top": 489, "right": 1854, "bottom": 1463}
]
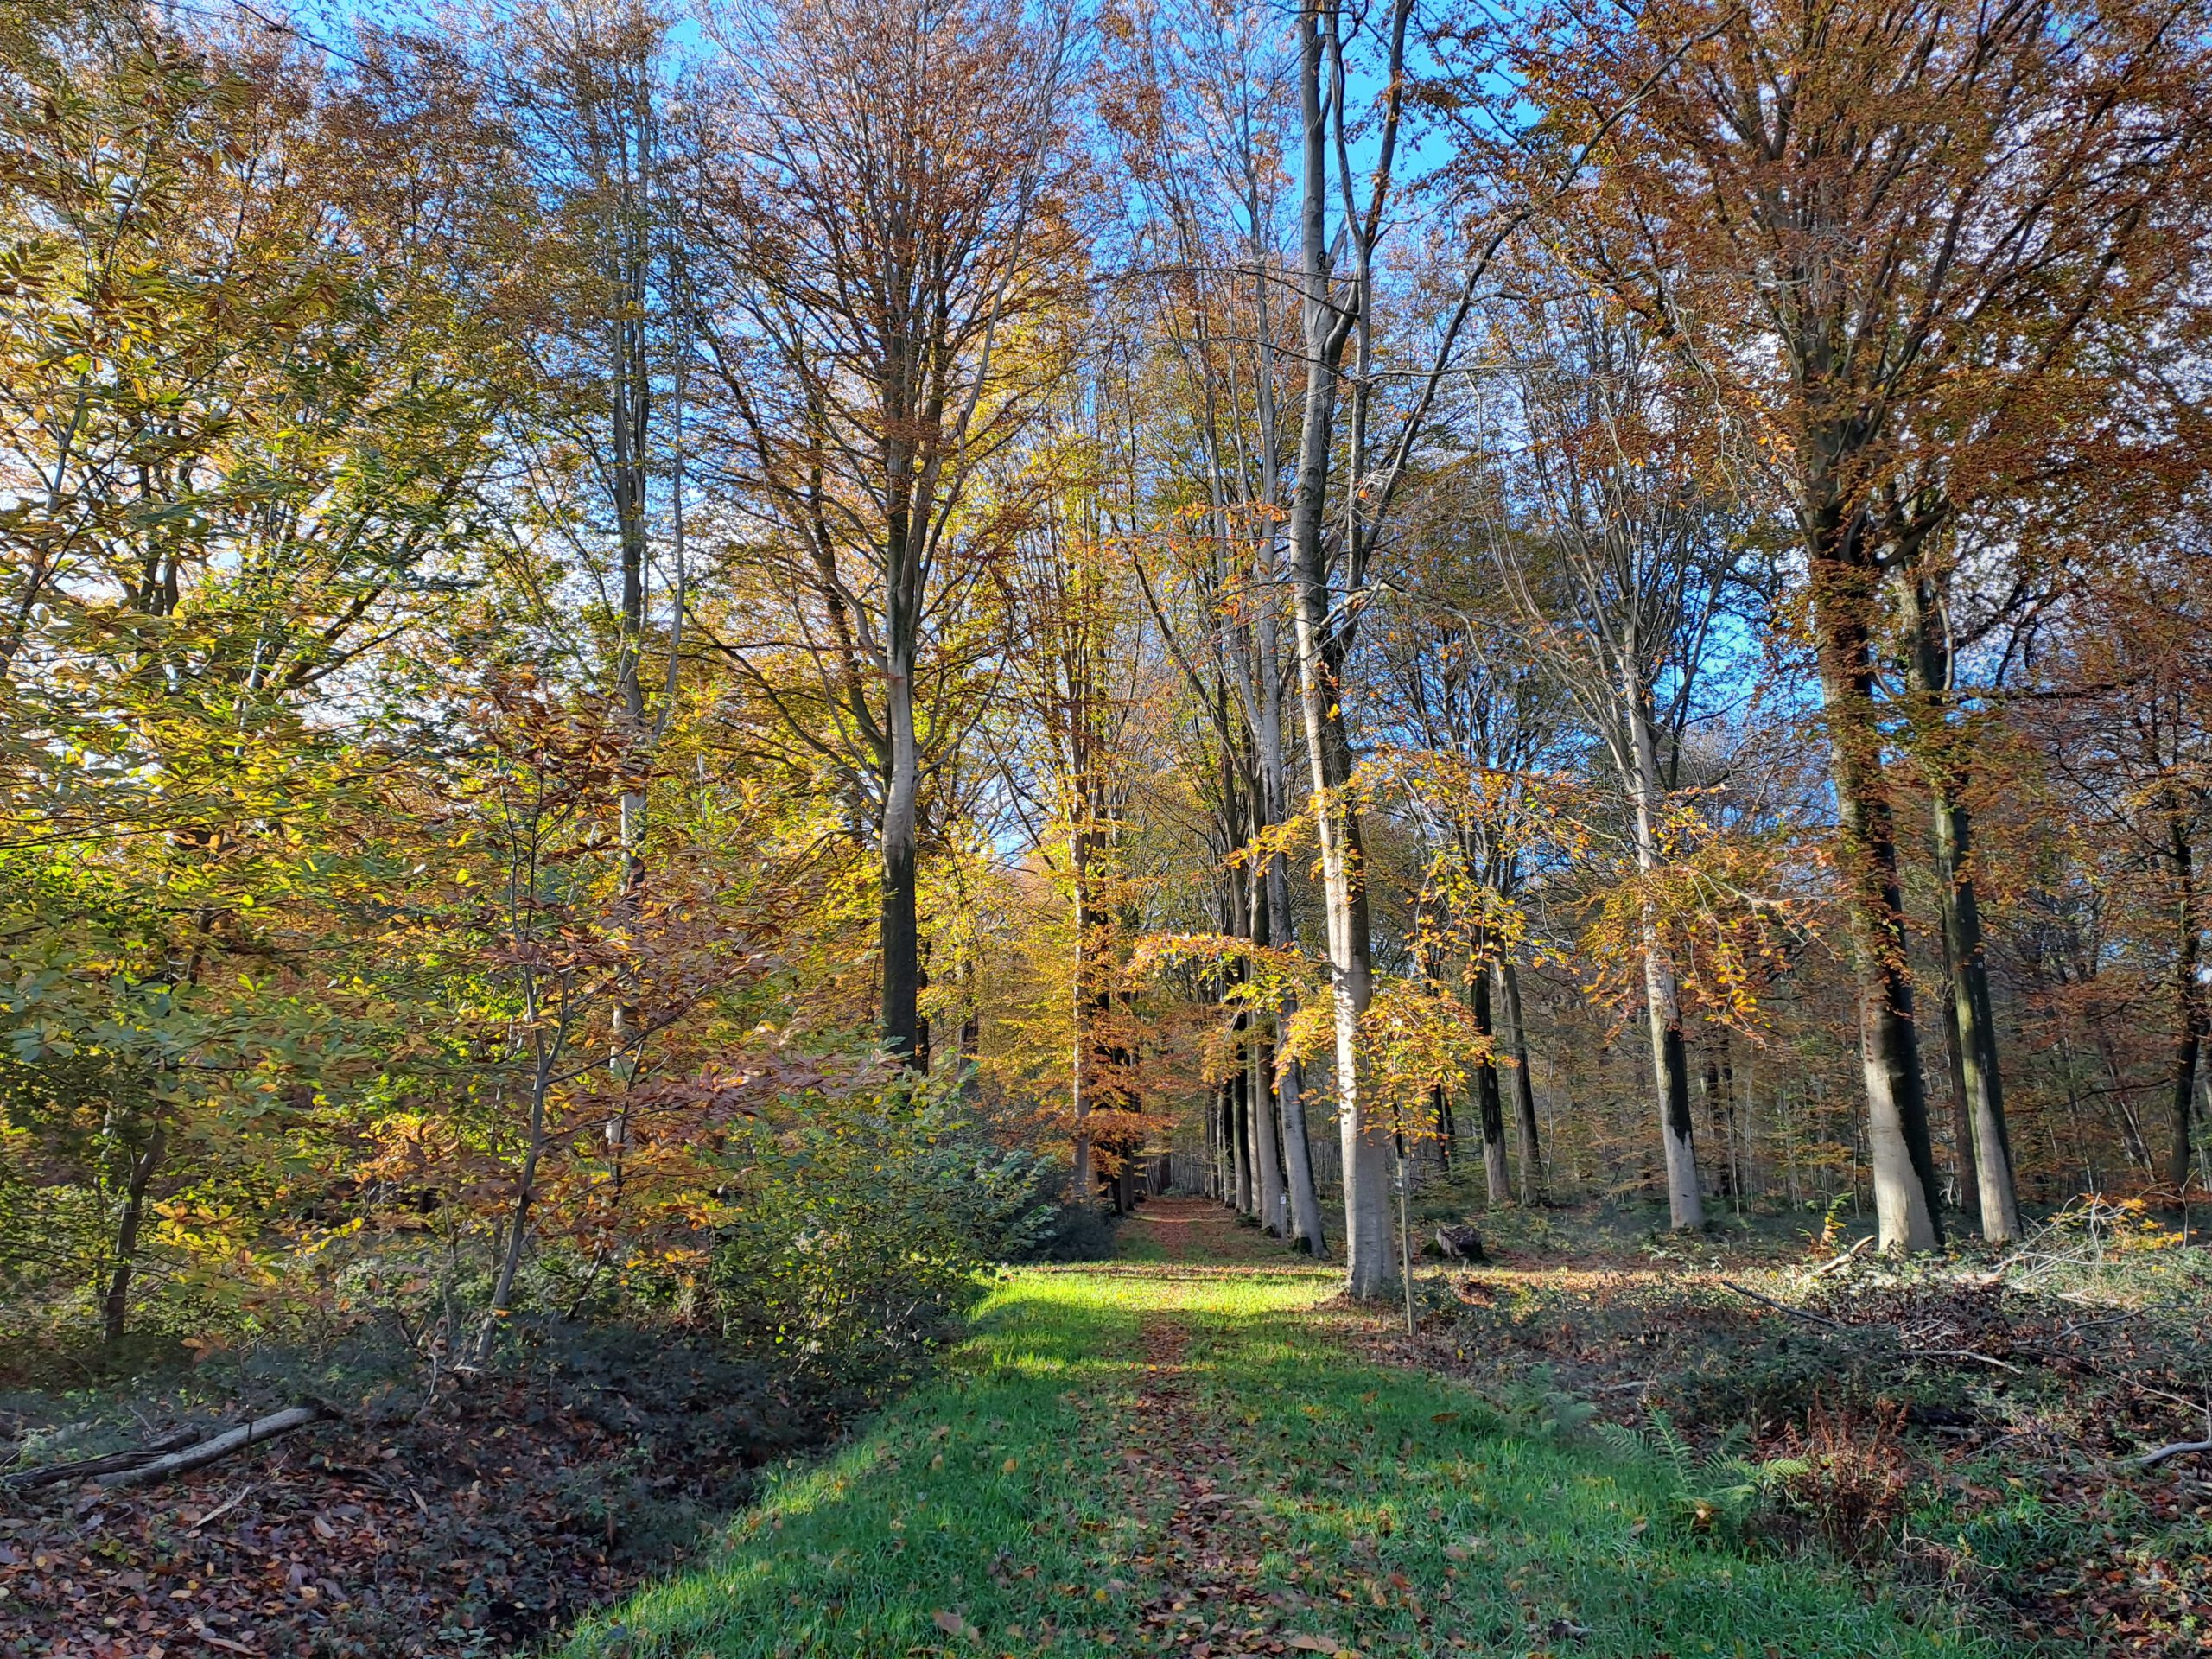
[
  {"left": 1245, "top": 864, "right": 1287, "bottom": 1233},
  {"left": 1069, "top": 823, "right": 1109, "bottom": 1208},
  {"left": 481, "top": 1038, "right": 558, "bottom": 1363},
  {"left": 1219, "top": 1077, "right": 1242, "bottom": 1209},
  {"left": 1738, "top": 1051, "right": 1758, "bottom": 1200},
  {"left": 1937, "top": 795, "right": 2020, "bottom": 1238},
  {"left": 1936, "top": 937, "right": 1980, "bottom": 1220},
  {"left": 1907, "top": 575, "right": 2016, "bottom": 1239},
  {"left": 1629, "top": 701, "right": 1703, "bottom": 1229},
  {"left": 1233, "top": 1046, "right": 1256, "bottom": 1216},
  {"left": 1701, "top": 1047, "right": 1730, "bottom": 1199},
  {"left": 1500, "top": 960, "right": 1543, "bottom": 1205},
  {"left": 102, "top": 1124, "right": 168, "bottom": 1347},
  {"left": 1268, "top": 853, "right": 1327, "bottom": 1253},
  {"left": 1809, "top": 524, "right": 1942, "bottom": 1249},
  {"left": 1252, "top": 1024, "right": 1287, "bottom": 1235},
  {"left": 2167, "top": 804, "right": 2203, "bottom": 1191},
  {"left": 1070, "top": 1007, "right": 1093, "bottom": 1208},
  {"left": 881, "top": 640, "right": 923, "bottom": 1064},
  {"left": 1472, "top": 967, "right": 1510, "bottom": 1204}
]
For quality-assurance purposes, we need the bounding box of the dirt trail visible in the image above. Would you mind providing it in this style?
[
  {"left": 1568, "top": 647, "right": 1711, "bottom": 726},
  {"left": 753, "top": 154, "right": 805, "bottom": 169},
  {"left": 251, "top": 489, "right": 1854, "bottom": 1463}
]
[
  {"left": 1082, "top": 1199, "right": 1382, "bottom": 1658},
  {"left": 1128, "top": 1196, "right": 1302, "bottom": 1265}
]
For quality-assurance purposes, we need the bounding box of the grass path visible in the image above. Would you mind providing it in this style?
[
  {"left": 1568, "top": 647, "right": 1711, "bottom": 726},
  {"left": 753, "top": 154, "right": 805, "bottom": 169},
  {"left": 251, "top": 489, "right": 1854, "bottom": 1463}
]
[{"left": 562, "top": 1201, "right": 1995, "bottom": 1658}]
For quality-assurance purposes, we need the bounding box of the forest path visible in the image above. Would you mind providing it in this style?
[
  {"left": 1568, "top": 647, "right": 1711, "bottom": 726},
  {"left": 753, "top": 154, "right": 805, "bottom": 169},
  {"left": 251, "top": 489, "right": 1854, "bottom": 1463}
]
[{"left": 559, "top": 1201, "right": 1980, "bottom": 1659}]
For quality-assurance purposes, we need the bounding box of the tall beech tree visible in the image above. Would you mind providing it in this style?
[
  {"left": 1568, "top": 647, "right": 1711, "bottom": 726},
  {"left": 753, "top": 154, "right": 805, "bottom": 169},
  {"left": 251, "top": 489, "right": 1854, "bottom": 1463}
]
[
  {"left": 685, "top": 0, "right": 1077, "bottom": 1064},
  {"left": 1532, "top": 0, "right": 2212, "bottom": 1249},
  {"left": 1479, "top": 289, "right": 1740, "bottom": 1230}
]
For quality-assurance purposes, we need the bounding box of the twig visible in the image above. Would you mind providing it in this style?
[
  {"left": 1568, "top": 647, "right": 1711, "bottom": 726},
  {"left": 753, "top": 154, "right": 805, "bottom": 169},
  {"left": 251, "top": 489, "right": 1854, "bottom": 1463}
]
[
  {"left": 2135, "top": 1439, "right": 2212, "bottom": 1470},
  {"left": 1911, "top": 1348, "right": 2025, "bottom": 1375},
  {"left": 1719, "top": 1280, "right": 1848, "bottom": 1331},
  {"left": 187, "top": 1483, "right": 259, "bottom": 1531}
]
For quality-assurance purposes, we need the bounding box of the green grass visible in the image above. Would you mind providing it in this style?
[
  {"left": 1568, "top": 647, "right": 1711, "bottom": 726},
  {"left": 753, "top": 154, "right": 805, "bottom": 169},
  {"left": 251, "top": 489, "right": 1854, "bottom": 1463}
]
[{"left": 561, "top": 1250, "right": 1999, "bottom": 1658}]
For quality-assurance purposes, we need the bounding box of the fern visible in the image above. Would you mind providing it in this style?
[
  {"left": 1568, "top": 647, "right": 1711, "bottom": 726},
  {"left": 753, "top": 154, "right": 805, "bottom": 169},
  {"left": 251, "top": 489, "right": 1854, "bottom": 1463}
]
[
  {"left": 1593, "top": 1420, "right": 1645, "bottom": 1461},
  {"left": 1595, "top": 1408, "right": 1808, "bottom": 1541},
  {"left": 1645, "top": 1408, "right": 1696, "bottom": 1477}
]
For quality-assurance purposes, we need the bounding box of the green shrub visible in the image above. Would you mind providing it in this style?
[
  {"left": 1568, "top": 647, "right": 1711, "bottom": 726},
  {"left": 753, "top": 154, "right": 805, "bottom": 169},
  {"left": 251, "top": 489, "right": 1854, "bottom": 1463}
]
[{"left": 707, "top": 1079, "right": 1063, "bottom": 1384}]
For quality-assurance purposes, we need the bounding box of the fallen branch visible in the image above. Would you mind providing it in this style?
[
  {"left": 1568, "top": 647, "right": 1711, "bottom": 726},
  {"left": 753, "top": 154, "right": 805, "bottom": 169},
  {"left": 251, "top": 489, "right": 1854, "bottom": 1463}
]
[
  {"left": 1799, "top": 1235, "right": 1874, "bottom": 1282},
  {"left": 1718, "top": 1280, "right": 1847, "bottom": 1331},
  {"left": 92, "top": 1406, "right": 334, "bottom": 1490},
  {"left": 2137, "top": 1438, "right": 2212, "bottom": 1470},
  {"left": 3, "top": 1428, "right": 200, "bottom": 1489}
]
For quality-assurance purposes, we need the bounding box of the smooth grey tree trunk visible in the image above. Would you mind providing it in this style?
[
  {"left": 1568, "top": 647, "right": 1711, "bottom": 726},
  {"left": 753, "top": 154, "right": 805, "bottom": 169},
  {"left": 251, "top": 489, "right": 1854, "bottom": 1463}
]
[
  {"left": 1630, "top": 697, "right": 1704, "bottom": 1229},
  {"left": 1811, "top": 528, "right": 1942, "bottom": 1251},
  {"left": 1936, "top": 793, "right": 2020, "bottom": 1238},
  {"left": 1287, "top": 0, "right": 1389, "bottom": 1295},
  {"left": 1274, "top": 743, "right": 1318, "bottom": 1256}
]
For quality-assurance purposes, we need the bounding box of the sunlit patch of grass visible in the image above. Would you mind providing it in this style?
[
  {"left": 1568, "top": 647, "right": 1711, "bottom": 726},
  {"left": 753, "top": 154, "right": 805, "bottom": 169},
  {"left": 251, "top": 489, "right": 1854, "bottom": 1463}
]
[{"left": 561, "top": 1243, "right": 1999, "bottom": 1659}]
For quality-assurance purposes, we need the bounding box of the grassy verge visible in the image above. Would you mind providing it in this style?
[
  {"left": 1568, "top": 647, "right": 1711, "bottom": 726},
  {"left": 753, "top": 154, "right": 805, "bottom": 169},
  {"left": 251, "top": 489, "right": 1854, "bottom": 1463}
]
[{"left": 561, "top": 1250, "right": 1992, "bottom": 1658}]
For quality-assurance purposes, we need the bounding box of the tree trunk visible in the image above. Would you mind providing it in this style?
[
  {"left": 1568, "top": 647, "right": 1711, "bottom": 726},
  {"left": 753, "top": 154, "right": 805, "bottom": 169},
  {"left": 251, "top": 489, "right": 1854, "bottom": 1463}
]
[
  {"left": 481, "top": 1043, "right": 556, "bottom": 1363},
  {"left": 1288, "top": 0, "right": 1387, "bottom": 1296},
  {"left": 1810, "top": 527, "right": 1942, "bottom": 1250},
  {"left": 1630, "top": 696, "right": 1703, "bottom": 1230},
  {"left": 1500, "top": 960, "right": 1542, "bottom": 1205},
  {"left": 1701, "top": 1046, "right": 1731, "bottom": 1200},
  {"left": 1219, "top": 1077, "right": 1243, "bottom": 1211},
  {"left": 1233, "top": 1043, "right": 1256, "bottom": 1216},
  {"left": 2167, "top": 804, "right": 2203, "bottom": 1191},
  {"left": 1252, "top": 1025, "right": 1287, "bottom": 1235},
  {"left": 101, "top": 1123, "right": 167, "bottom": 1347},
  {"left": 1936, "top": 794, "right": 2021, "bottom": 1238},
  {"left": 1268, "top": 859, "right": 1327, "bottom": 1254},
  {"left": 1472, "top": 967, "right": 1510, "bottom": 1205},
  {"left": 1936, "top": 943, "right": 1980, "bottom": 1220},
  {"left": 1907, "top": 575, "right": 2016, "bottom": 1239},
  {"left": 881, "top": 643, "right": 923, "bottom": 1065},
  {"left": 1245, "top": 864, "right": 1287, "bottom": 1234}
]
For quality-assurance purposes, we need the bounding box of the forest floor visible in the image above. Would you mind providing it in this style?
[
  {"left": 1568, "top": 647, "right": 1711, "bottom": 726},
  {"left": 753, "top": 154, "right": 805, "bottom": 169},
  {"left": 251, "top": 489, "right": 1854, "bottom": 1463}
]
[
  {"left": 1387, "top": 1194, "right": 2212, "bottom": 1657},
  {"left": 0, "top": 1319, "right": 872, "bottom": 1659},
  {"left": 556, "top": 1198, "right": 1982, "bottom": 1659}
]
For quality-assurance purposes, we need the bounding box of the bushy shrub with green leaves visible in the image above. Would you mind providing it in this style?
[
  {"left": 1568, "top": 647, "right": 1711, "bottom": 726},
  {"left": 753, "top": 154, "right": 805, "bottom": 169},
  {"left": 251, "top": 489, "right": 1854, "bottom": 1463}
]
[{"left": 708, "top": 1079, "right": 1065, "bottom": 1383}]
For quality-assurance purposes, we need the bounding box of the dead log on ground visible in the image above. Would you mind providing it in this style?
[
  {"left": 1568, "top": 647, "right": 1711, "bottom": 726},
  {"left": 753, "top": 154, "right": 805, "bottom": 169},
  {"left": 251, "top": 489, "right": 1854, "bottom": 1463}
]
[{"left": 92, "top": 1406, "right": 334, "bottom": 1490}]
